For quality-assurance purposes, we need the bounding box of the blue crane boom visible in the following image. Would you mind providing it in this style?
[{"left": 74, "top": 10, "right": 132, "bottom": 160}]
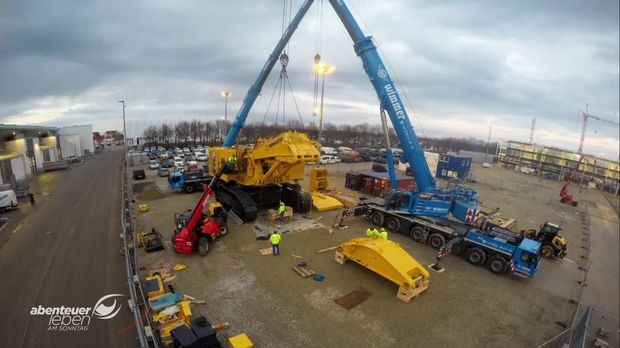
[{"left": 223, "top": 0, "right": 479, "bottom": 223}]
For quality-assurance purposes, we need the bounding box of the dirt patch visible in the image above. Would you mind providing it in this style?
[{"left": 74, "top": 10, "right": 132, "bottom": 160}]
[
  {"left": 132, "top": 181, "right": 156, "bottom": 194},
  {"left": 137, "top": 187, "right": 166, "bottom": 201}
]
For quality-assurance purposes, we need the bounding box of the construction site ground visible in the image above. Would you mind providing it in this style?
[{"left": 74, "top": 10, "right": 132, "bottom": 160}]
[{"left": 131, "top": 162, "right": 619, "bottom": 348}]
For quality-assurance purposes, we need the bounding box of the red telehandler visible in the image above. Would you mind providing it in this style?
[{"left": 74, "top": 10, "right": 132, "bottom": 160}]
[
  {"left": 171, "top": 166, "right": 229, "bottom": 255},
  {"left": 560, "top": 157, "right": 584, "bottom": 207}
]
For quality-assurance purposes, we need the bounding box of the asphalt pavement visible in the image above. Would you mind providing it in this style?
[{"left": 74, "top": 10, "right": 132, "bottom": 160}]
[{"left": 0, "top": 150, "right": 136, "bottom": 348}]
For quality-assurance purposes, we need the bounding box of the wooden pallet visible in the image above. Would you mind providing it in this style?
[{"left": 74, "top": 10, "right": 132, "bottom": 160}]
[
  {"left": 396, "top": 277, "right": 429, "bottom": 303},
  {"left": 293, "top": 264, "right": 316, "bottom": 278},
  {"left": 259, "top": 247, "right": 273, "bottom": 255}
]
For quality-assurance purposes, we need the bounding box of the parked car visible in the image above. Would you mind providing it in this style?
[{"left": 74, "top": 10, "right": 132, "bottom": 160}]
[
  {"left": 333, "top": 156, "right": 341, "bottom": 163},
  {"left": 320, "top": 155, "right": 330, "bottom": 164},
  {"left": 66, "top": 154, "right": 81, "bottom": 164},
  {"left": 147, "top": 153, "right": 158, "bottom": 160},
  {"left": 195, "top": 152, "right": 208, "bottom": 161},
  {"left": 132, "top": 169, "right": 146, "bottom": 180},
  {"left": 0, "top": 189, "right": 18, "bottom": 212},
  {"left": 158, "top": 167, "right": 170, "bottom": 177},
  {"left": 174, "top": 158, "right": 185, "bottom": 168},
  {"left": 161, "top": 160, "right": 174, "bottom": 168},
  {"left": 148, "top": 160, "right": 160, "bottom": 170}
]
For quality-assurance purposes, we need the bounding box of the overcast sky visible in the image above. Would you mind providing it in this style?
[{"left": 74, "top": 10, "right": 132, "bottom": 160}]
[{"left": 1, "top": 0, "right": 618, "bottom": 159}]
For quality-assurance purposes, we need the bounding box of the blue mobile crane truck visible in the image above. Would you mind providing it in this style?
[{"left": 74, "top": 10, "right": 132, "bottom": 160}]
[{"left": 218, "top": 0, "right": 542, "bottom": 277}]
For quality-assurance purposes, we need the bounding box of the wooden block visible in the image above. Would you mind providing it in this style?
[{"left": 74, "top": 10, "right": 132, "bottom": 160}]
[
  {"left": 316, "top": 245, "right": 338, "bottom": 254},
  {"left": 334, "top": 251, "right": 346, "bottom": 264},
  {"left": 259, "top": 247, "right": 273, "bottom": 255},
  {"left": 396, "top": 279, "right": 429, "bottom": 303},
  {"left": 293, "top": 265, "right": 316, "bottom": 278},
  {"left": 212, "top": 322, "right": 230, "bottom": 332}
]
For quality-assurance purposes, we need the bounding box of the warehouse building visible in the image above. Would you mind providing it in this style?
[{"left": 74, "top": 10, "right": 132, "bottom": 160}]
[
  {"left": 0, "top": 125, "right": 60, "bottom": 187},
  {"left": 0, "top": 124, "right": 95, "bottom": 191},
  {"left": 498, "top": 140, "right": 619, "bottom": 192}
]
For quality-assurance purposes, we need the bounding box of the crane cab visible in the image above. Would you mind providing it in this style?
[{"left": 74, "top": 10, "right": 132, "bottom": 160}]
[{"left": 512, "top": 239, "right": 542, "bottom": 278}]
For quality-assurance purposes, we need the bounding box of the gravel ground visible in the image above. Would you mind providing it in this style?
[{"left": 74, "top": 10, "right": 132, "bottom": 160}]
[{"left": 131, "top": 161, "right": 618, "bottom": 347}]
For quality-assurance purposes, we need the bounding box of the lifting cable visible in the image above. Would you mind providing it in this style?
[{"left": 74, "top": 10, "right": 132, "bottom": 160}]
[
  {"left": 348, "top": 0, "right": 428, "bottom": 140},
  {"left": 261, "top": 1, "right": 304, "bottom": 129},
  {"left": 312, "top": 0, "right": 324, "bottom": 117}
]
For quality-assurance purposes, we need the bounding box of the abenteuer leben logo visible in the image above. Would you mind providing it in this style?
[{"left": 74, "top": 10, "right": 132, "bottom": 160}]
[{"left": 30, "top": 294, "right": 124, "bottom": 331}]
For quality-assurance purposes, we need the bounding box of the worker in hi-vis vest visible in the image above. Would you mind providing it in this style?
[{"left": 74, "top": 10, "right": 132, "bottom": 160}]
[
  {"left": 379, "top": 228, "right": 388, "bottom": 240},
  {"left": 366, "top": 228, "right": 379, "bottom": 237},
  {"left": 227, "top": 154, "right": 237, "bottom": 170},
  {"left": 278, "top": 201, "right": 286, "bottom": 219},
  {"left": 270, "top": 231, "right": 281, "bottom": 256}
]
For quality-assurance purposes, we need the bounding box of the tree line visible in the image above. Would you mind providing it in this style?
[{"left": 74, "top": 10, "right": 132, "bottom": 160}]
[{"left": 142, "top": 119, "right": 496, "bottom": 153}]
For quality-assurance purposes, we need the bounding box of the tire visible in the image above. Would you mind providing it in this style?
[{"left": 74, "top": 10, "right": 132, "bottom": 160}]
[
  {"left": 184, "top": 184, "right": 195, "bottom": 193},
  {"left": 488, "top": 256, "right": 508, "bottom": 274},
  {"left": 410, "top": 227, "right": 425, "bottom": 243},
  {"left": 199, "top": 236, "right": 209, "bottom": 256},
  {"left": 370, "top": 211, "right": 385, "bottom": 226},
  {"left": 297, "top": 191, "right": 313, "bottom": 214},
  {"left": 572, "top": 201, "right": 578, "bottom": 207},
  {"left": 428, "top": 233, "right": 445, "bottom": 249},
  {"left": 541, "top": 245, "right": 555, "bottom": 258},
  {"left": 466, "top": 248, "right": 486, "bottom": 265},
  {"left": 219, "top": 224, "right": 228, "bottom": 236},
  {"left": 386, "top": 217, "right": 401, "bottom": 232}
]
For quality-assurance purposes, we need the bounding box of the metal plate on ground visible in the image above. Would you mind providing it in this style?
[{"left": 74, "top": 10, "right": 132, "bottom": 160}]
[{"left": 334, "top": 287, "right": 373, "bottom": 310}]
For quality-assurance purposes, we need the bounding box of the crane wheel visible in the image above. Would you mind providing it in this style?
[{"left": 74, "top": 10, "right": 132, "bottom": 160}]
[
  {"left": 199, "top": 237, "right": 209, "bottom": 256},
  {"left": 488, "top": 256, "right": 508, "bottom": 274},
  {"left": 541, "top": 245, "right": 555, "bottom": 258},
  {"left": 410, "top": 227, "right": 425, "bottom": 243},
  {"left": 185, "top": 185, "right": 195, "bottom": 193},
  {"left": 370, "top": 211, "right": 385, "bottom": 226},
  {"left": 428, "top": 233, "right": 445, "bottom": 249},
  {"left": 466, "top": 248, "right": 486, "bottom": 265},
  {"left": 386, "top": 217, "right": 401, "bottom": 232}
]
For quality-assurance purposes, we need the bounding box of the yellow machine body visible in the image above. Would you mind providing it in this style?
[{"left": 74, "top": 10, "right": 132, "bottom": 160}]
[
  {"left": 209, "top": 131, "right": 320, "bottom": 186},
  {"left": 309, "top": 167, "right": 329, "bottom": 192},
  {"left": 336, "top": 237, "right": 430, "bottom": 290},
  {"left": 311, "top": 192, "right": 343, "bottom": 212},
  {"left": 145, "top": 275, "right": 165, "bottom": 299},
  {"left": 153, "top": 300, "right": 192, "bottom": 342}
]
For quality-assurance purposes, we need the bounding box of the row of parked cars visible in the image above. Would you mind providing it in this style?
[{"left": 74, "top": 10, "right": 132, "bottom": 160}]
[
  {"left": 317, "top": 146, "right": 404, "bottom": 164},
  {"left": 142, "top": 145, "right": 210, "bottom": 177}
]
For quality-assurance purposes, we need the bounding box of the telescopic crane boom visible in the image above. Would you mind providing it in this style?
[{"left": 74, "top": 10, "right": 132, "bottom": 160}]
[{"left": 222, "top": 0, "right": 479, "bottom": 223}]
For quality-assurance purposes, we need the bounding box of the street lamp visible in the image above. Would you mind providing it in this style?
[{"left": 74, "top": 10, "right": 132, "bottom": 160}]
[
  {"left": 118, "top": 100, "right": 127, "bottom": 155},
  {"left": 315, "top": 63, "right": 333, "bottom": 144},
  {"left": 220, "top": 90, "right": 231, "bottom": 137}
]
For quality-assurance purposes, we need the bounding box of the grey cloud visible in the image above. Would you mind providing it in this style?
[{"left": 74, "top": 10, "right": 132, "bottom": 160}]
[{"left": 1, "top": 0, "right": 618, "bottom": 158}]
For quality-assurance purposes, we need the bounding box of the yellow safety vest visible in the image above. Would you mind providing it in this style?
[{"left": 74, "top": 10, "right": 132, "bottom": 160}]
[
  {"left": 228, "top": 156, "right": 237, "bottom": 164},
  {"left": 379, "top": 231, "right": 388, "bottom": 240},
  {"left": 278, "top": 203, "right": 286, "bottom": 214},
  {"left": 366, "top": 228, "right": 374, "bottom": 237},
  {"left": 372, "top": 228, "right": 380, "bottom": 237},
  {"left": 270, "top": 234, "right": 281, "bottom": 245}
]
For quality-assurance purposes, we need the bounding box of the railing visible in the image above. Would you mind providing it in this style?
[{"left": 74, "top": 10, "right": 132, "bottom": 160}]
[{"left": 120, "top": 159, "right": 161, "bottom": 347}]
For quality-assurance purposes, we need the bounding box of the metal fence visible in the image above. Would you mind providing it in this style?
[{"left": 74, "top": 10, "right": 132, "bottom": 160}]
[{"left": 121, "top": 160, "right": 160, "bottom": 347}]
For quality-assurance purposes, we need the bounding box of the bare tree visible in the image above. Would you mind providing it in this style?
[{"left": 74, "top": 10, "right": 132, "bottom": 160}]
[
  {"left": 175, "top": 121, "right": 191, "bottom": 143},
  {"left": 160, "top": 123, "right": 173, "bottom": 144},
  {"left": 189, "top": 119, "right": 201, "bottom": 144},
  {"left": 143, "top": 125, "right": 159, "bottom": 143}
]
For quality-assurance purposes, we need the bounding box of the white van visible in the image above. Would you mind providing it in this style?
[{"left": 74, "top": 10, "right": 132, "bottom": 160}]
[{"left": 0, "top": 190, "right": 19, "bottom": 212}]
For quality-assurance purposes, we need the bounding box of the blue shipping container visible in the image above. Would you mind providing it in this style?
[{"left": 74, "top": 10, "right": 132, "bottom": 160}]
[{"left": 436, "top": 155, "right": 472, "bottom": 180}]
